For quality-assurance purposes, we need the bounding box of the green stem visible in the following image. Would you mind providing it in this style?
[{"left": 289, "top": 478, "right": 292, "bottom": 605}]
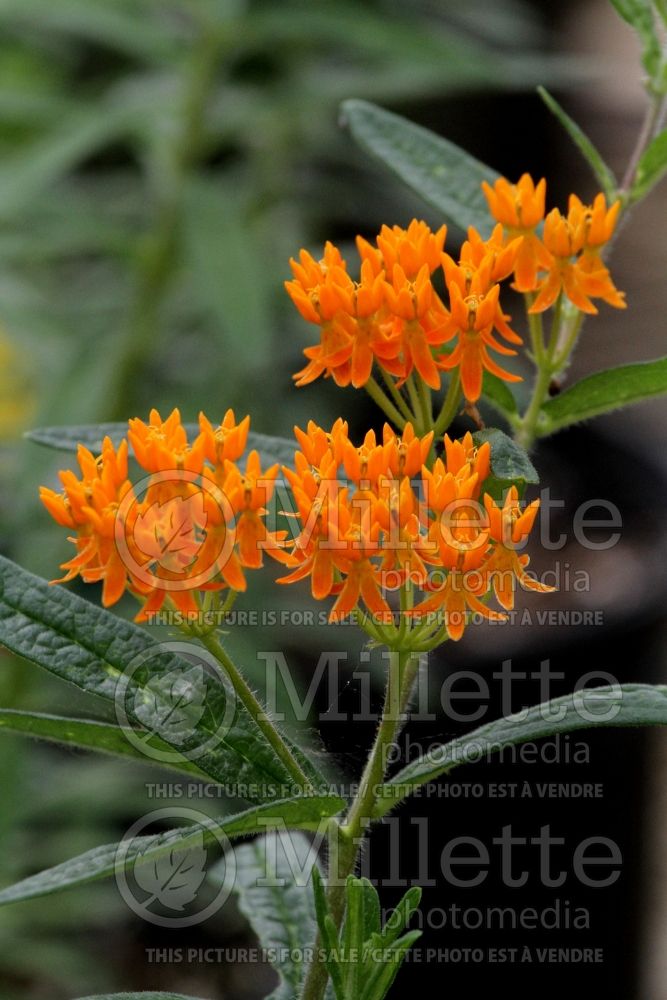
[
  {"left": 406, "top": 375, "right": 422, "bottom": 431},
  {"left": 195, "top": 629, "right": 313, "bottom": 793},
  {"left": 364, "top": 376, "right": 407, "bottom": 429},
  {"left": 515, "top": 359, "right": 552, "bottom": 451},
  {"left": 432, "top": 370, "right": 461, "bottom": 438},
  {"left": 551, "top": 307, "right": 584, "bottom": 374},
  {"left": 417, "top": 378, "right": 432, "bottom": 435},
  {"left": 301, "top": 582, "right": 419, "bottom": 1000},
  {"left": 620, "top": 90, "right": 667, "bottom": 196},
  {"left": 525, "top": 293, "right": 545, "bottom": 365},
  {"left": 380, "top": 367, "right": 414, "bottom": 422}
]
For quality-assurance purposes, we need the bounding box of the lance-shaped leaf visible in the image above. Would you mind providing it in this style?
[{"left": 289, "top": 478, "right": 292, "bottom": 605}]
[
  {"left": 312, "top": 872, "right": 422, "bottom": 1000},
  {"left": 537, "top": 86, "right": 617, "bottom": 200},
  {"left": 482, "top": 371, "right": 519, "bottom": 423},
  {"left": 538, "top": 357, "right": 667, "bottom": 435},
  {"left": 340, "top": 99, "right": 498, "bottom": 234},
  {"left": 609, "top": 0, "right": 661, "bottom": 79},
  {"left": 26, "top": 423, "right": 295, "bottom": 471},
  {"left": 0, "top": 556, "right": 323, "bottom": 800},
  {"left": 223, "top": 831, "right": 321, "bottom": 999},
  {"left": 374, "top": 684, "right": 667, "bottom": 817},
  {"left": 0, "top": 793, "right": 344, "bottom": 906},
  {"left": 0, "top": 708, "right": 207, "bottom": 778}
]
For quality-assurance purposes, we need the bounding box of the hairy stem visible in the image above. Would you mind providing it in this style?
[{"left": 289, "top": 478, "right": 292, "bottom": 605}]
[
  {"left": 196, "top": 629, "right": 313, "bottom": 793},
  {"left": 301, "top": 618, "right": 417, "bottom": 1000}
]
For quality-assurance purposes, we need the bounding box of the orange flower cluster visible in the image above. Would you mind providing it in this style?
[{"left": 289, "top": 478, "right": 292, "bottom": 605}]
[
  {"left": 277, "top": 420, "right": 552, "bottom": 639},
  {"left": 40, "top": 408, "right": 282, "bottom": 621},
  {"left": 285, "top": 219, "right": 524, "bottom": 404},
  {"left": 482, "top": 175, "right": 625, "bottom": 314},
  {"left": 287, "top": 181, "right": 625, "bottom": 408}
]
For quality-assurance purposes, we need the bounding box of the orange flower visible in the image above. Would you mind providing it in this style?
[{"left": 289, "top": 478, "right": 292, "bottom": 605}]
[
  {"left": 483, "top": 487, "right": 555, "bottom": 609},
  {"left": 481, "top": 174, "right": 551, "bottom": 292},
  {"left": 358, "top": 219, "right": 447, "bottom": 278},
  {"left": 39, "top": 437, "right": 136, "bottom": 608},
  {"left": 383, "top": 263, "right": 449, "bottom": 389},
  {"left": 438, "top": 278, "right": 522, "bottom": 404},
  {"left": 128, "top": 408, "right": 206, "bottom": 475},
  {"left": 199, "top": 409, "right": 250, "bottom": 465},
  {"left": 530, "top": 204, "right": 626, "bottom": 314}
]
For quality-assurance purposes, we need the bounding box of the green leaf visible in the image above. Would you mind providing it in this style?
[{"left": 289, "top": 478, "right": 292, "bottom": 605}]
[
  {"left": 538, "top": 357, "right": 667, "bottom": 435},
  {"left": 482, "top": 371, "right": 519, "bottom": 421},
  {"left": 537, "top": 87, "right": 617, "bottom": 200},
  {"left": 375, "top": 683, "right": 667, "bottom": 817},
  {"left": 226, "top": 832, "right": 319, "bottom": 1000},
  {"left": 608, "top": 0, "right": 661, "bottom": 79},
  {"left": 360, "top": 931, "right": 421, "bottom": 1000},
  {"left": 26, "top": 423, "right": 295, "bottom": 471},
  {"left": 0, "top": 708, "right": 207, "bottom": 779},
  {"left": 311, "top": 866, "right": 345, "bottom": 1000},
  {"left": 0, "top": 556, "right": 323, "bottom": 801},
  {"left": 473, "top": 427, "right": 538, "bottom": 499},
  {"left": 632, "top": 129, "right": 667, "bottom": 201},
  {"left": 340, "top": 99, "right": 498, "bottom": 234},
  {"left": 0, "top": 794, "right": 344, "bottom": 907}
]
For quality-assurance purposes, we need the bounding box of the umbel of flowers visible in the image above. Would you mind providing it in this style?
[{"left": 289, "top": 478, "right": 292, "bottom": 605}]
[
  {"left": 41, "top": 409, "right": 552, "bottom": 647},
  {"left": 40, "top": 408, "right": 283, "bottom": 622},
  {"left": 285, "top": 175, "right": 625, "bottom": 409},
  {"left": 40, "top": 173, "right": 592, "bottom": 649}
]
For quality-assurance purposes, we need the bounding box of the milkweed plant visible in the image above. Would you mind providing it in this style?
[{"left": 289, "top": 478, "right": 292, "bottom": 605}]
[{"left": 3, "top": 3, "right": 667, "bottom": 1000}]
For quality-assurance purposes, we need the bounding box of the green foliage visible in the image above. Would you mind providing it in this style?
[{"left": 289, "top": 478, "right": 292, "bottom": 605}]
[
  {"left": 0, "top": 708, "right": 207, "bottom": 778},
  {"left": 481, "top": 372, "right": 520, "bottom": 422},
  {"left": 474, "top": 427, "right": 539, "bottom": 499},
  {"left": 608, "top": 0, "right": 664, "bottom": 87},
  {"left": 0, "top": 794, "right": 343, "bottom": 907},
  {"left": 312, "top": 869, "right": 421, "bottom": 1000},
  {"left": 375, "top": 684, "right": 667, "bottom": 817},
  {"left": 632, "top": 129, "right": 667, "bottom": 200},
  {"left": 226, "top": 832, "right": 320, "bottom": 999},
  {"left": 0, "top": 555, "right": 324, "bottom": 798},
  {"left": 341, "top": 99, "right": 498, "bottom": 234},
  {"left": 537, "top": 86, "right": 618, "bottom": 200},
  {"left": 538, "top": 357, "right": 667, "bottom": 434}
]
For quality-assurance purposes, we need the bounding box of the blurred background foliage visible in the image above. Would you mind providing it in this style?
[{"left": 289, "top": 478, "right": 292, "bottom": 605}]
[{"left": 0, "top": 1, "right": 595, "bottom": 997}]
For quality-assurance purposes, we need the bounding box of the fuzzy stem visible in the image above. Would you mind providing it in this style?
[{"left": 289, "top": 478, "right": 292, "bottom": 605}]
[{"left": 196, "top": 629, "right": 313, "bottom": 793}]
